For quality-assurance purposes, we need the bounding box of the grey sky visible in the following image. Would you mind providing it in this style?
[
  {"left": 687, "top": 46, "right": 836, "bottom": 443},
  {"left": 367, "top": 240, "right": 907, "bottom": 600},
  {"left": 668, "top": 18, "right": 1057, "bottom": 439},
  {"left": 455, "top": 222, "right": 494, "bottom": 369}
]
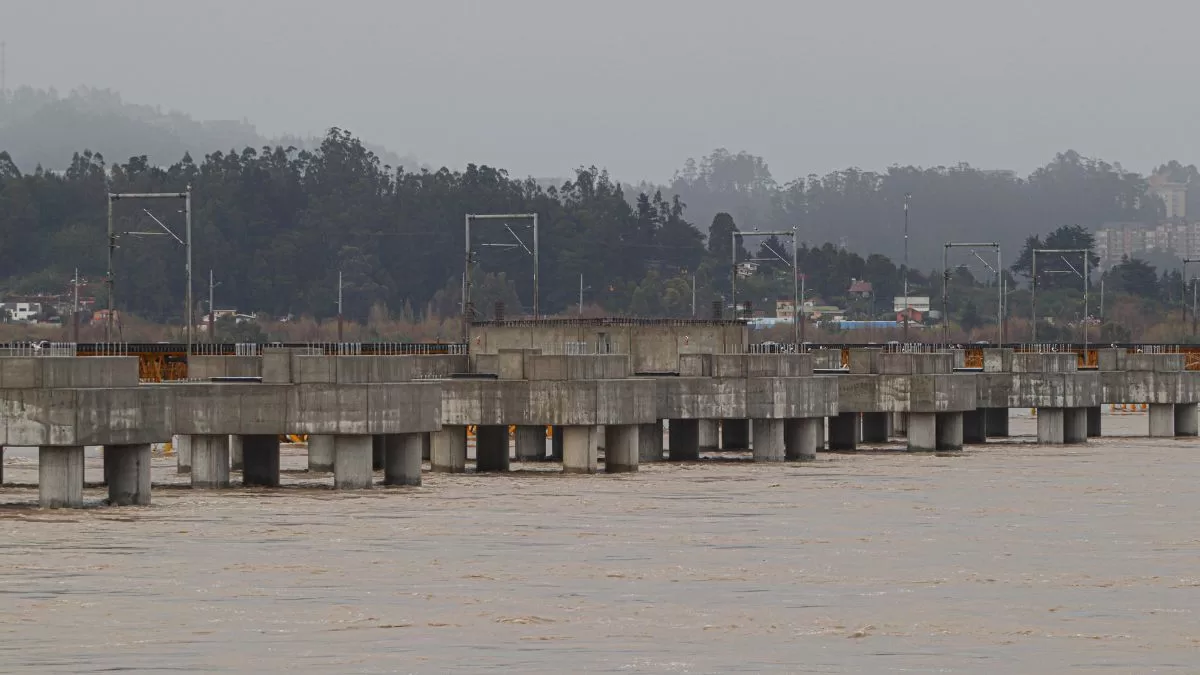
[{"left": 3, "top": 0, "right": 1196, "bottom": 182}]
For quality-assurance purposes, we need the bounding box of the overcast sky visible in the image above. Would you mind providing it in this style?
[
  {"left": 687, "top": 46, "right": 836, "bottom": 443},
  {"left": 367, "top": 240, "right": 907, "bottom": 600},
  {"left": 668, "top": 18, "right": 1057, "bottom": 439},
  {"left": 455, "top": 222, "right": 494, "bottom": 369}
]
[{"left": 3, "top": 0, "right": 1196, "bottom": 182}]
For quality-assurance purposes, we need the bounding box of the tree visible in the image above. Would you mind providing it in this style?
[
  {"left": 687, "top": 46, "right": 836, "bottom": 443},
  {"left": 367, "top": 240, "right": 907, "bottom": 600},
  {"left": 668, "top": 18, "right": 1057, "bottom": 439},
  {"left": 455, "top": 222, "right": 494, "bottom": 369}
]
[
  {"left": 1106, "top": 256, "right": 1159, "bottom": 299},
  {"left": 959, "top": 300, "right": 982, "bottom": 334}
]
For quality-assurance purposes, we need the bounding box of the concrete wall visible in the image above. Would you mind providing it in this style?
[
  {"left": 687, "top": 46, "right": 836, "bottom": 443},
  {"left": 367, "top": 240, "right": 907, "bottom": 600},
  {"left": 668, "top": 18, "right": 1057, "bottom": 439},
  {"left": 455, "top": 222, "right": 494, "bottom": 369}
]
[
  {"left": 655, "top": 375, "right": 837, "bottom": 420},
  {"left": 468, "top": 320, "right": 747, "bottom": 374},
  {"left": 168, "top": 381, "right": 443, "bottom": 435},
  {"left": 289, "top": 355, "right": 469, "bottom": 384},
  {"left": 440, "top": 378, "right": 657, "bottom": 426},
  {"left": 975, "top": 372, "right": 1101, "bottom": 409},
  {"left": 187, "top": 355, "right": 263, "bottom": 379},
  {"left": 679, "top": 354, "right": 814, "bottom": 378},
  {"left": 1100, "top": 371, "right": 1200, "bottom": 404},
  {"left": 0, "top": 357, "right": 139, "bottom": 389},
  {"left": 838, "top": 373, "right": 977, "bottom": 413},
  {"left": 0, "top": 386, "right": 171, "bottom": 445}
]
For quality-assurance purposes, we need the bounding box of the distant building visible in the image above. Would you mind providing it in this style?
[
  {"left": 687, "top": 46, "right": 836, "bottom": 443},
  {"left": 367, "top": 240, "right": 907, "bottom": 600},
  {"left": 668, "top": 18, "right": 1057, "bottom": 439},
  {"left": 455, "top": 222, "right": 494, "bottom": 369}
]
[
  {"left": 1, "top": 301, "right": 43, "bottom": 322},
  {"left": 847, "top": 279, "right": 873, "bottom": 298},
  {"left": 1149, "top": 172, "right": 1190, "bottom": 220},
  {"left": 893, "top": 296, "right": 931, "bottom": 313}
]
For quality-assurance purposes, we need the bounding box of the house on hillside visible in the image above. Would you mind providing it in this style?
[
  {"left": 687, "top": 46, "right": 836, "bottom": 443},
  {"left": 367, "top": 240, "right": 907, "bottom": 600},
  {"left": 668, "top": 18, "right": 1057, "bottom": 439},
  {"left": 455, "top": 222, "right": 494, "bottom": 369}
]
[{"left": 848, "top": 279, "right": 873, "bottom": 299}]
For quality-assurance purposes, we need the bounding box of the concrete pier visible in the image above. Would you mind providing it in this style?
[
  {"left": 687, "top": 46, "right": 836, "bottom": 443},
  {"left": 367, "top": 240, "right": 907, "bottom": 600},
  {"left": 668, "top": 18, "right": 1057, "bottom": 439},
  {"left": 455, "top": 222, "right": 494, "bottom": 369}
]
[
  {"left": 638, "top": 422, "right": 663, "bottom": 463},
  {"left": 908, "top": 413, "right": 937, "bottom": 452},
  {"left": 105, "top": 444, "right": 151, "bottom": 506},
  {"left": 334, "top": 435, "right": 373, "bottom": 489},
  {"left": 551, "top": 426, "right": 564, "bottom": 461},
  {"left": 174, "top": 434, "right": 192, "bottom": 474},
  {"left": 892, "top": 412, "right": 907, "bottom": 437},
  {"left": 829, "top": 412, "right": 860, "bottom": 451},
  {"left": 604, "top": 424, "right": 639, "bottom": 473},
  {"left": 383, "top": 433, "right": 423, "bottom": 486},
  {"left": 39, "top": 446, "right": 84, "bottom": 508},
  {"left": 1149, "top": 403, "right": 1175, "bottom": 438},
  {"left": 752, "top": 418, "right": 785, "bottom": 462},
  {"left": 1086, "top": 406, "right": 1102, "bottom": 437},
  {"left": 0, "top": 446, "right": 4, "bottom": 485},
  {"left": 421, "top": 433, "right": 431, "bottom": 461},
  {"left": 985, "top": 408, "right": 1010, "bottom": 437},
  {"left": 475, "top": 425, "right": 510, "bottom": 472},
  {"left": 514, "top": 426, "right": 545, "bottom": 461},
  {"left": 721, "top": 419, "right": 750, "bottom": 450},
  {"left": 1063, "top": 408, "right": 1088, "bottom": 444},
  {"left": 784, "top": 418, "right": 822, "bottom": 461},
  {"left": 1037, "top": 408, "right": 1065, "bottom": 445},
  {"left": 192, "top": 434, "right": 231, "bottom": 488},
  {"left": 1175, "top": 404, "right": 1198, "bottom": 437},
  {"left": 241, "top": 435, "right": 281, "bottom": 487},
  {"left": 371, "top": 435, "right": 385, "bottom": 471},
  {"left": 861, "top": 412, "right": 889, "bottom": 443},
  {"left": 432, "top": 426, "right": 468, "bottom": 473},
  {"left": 307, "top": 435, "right": 335, "bottom": 472},
  {"left": 668, "top": 419, "right": 700, "bottom": 461},
  {"left": 936, "top": 412, "right": 964, "bottom": 452},
  {"left": 963, "top": 409, "right": 987, "bottom": 444},
  {"left": 563, "top": 425, "right": 600, "bottom": 473},
  {"left": 230, "top": 435, "right": 244, "bottom": 471},
  {"left": 698, "top": 420, "right": 719, "bottom": 452}
]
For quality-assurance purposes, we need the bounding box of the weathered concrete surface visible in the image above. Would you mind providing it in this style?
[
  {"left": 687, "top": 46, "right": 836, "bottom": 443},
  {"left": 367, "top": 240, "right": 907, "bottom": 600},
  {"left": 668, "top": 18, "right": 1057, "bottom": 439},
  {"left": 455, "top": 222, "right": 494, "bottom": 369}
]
[
  {"left": 514, "top": 425, "right": 545, "bottom": 461},
  {"left": 174, "top": 434, "right": 192, "bottom": 474},
  {"left": 861, "top": 412, "right": 889, "bottom": 442},
  {"left": 0, "top": 357, "right": 139, "bottom": 389},
  {"left": 1063, "top": 408, "right": 1088, "bottom": 444},
  {"left": 1037, "top": 408, "right": 1066, "bottom": 445},
  {"left": 241, "top": 435, "right": 281, "bottom": 487},
  {"left": 105, "top": 443, "right": 151, "bottom": 506},
  {"left": 604, "top": 424, "right": 639, "bottom": 473},
  {"left": 431, "top": 426, "right": 468, "bottom": 473},
  {"left": 167, "top": 381, "right": 441, "bottom": 436},
  {"left": 679, "top": 354, "right": 814, "bottom": 378},
  {"left": 191, "top": 434, "right": 231, "bottom": 489},
  {"left": 39, "top": 445, "right": 84, "bottom": 508},
  {"left": 187, "top": 355, "right": 263, "bottom": 380},
  {"left": 307, "top": 434, "right": 334, "bottom": 472},
  {"left": 1, "top": 386, "right": 171, "bottom": 446},
  {"left": 721, "top": 419, "right": 749, "bottom": 450},
  {"left": 829, "top": 412, "right": 860, "bottom": 450},
  {"left": 907, "top": 413, "right": 936, "bottom": 452},
  {"left": 751, "top": 418, "right": 785, "bottom": 462},
  {"left": 383, "top": 433, "right": 422, "bottom": 486},
  {"left": 976, "top": 373, "right": 1100, "bottom": 410},
  {"left": 563, "top": 425, "right": 600, "bottom": 473},
  {"left": 936, "top": 412, "right": 964, "bottom": 452},
  {"left": 440, "top": 378, "right": 656, "bottom": 427},
  {"left": 784, "top": 418, "right": 821, "bottom": 461},
  {"left": 333, "top": 435, "right": 372, "bottom": 489},
  {"left": 668, "top": 419, "right": 699, "bottom": 461},
  {"left": 839, "top": 374, "right": 977, "bottom": 413},
  {"left": 1099, "top": 371, "right": 1200, "bottom": 405},
  {"left": 468, "top": 320, "right": 747, "bottom": 375},
  {"left": 1175, "top": 404, "right": 1198, "bottom": 437},
  {"left": 1149, "top": 404, "right": 1175, "bottom": 438},
  {"left": 638, "top": 422, "right": 663, "bottom": 463},
  {"left": 656, "top": 376, "right": 837, "bottom": 421},
  {"left": 291, "top": 355, "right": 468, "bottom": 385}
]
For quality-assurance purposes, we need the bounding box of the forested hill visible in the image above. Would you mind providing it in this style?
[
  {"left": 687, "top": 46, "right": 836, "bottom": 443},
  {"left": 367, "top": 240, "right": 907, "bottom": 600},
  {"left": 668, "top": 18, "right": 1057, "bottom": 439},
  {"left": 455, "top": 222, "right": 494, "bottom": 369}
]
[
  {"left": 0, "top": 126, "right": 1186, "bottom": 324},
  {"left": 0, "top": 87, "right": 413, "bottom": 172}
]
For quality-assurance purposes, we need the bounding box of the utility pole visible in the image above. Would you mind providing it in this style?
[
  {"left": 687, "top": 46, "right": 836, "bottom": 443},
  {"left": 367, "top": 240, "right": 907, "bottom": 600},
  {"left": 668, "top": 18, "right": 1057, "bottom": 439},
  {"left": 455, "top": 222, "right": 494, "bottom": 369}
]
[
  {"left": 902, "top": 193, "right": 911, "bottom": 344},
  {"left": 1184, "top": 259, "right": 1200, "bottom": 338},
  {"left": 208, "top": 269, "right": 216, "bottom": 343},
  {"left": 691, "top": 274, "right": 696, "bottom": 318},
  {"left": 337, "top": 270, "right": 344, "bottom": 342},
  {"left": 72, "top": 268, "right": 80, "bottom": 343},
  {"left": 578, "top": 273, "right": 584, "bottom": 316}
]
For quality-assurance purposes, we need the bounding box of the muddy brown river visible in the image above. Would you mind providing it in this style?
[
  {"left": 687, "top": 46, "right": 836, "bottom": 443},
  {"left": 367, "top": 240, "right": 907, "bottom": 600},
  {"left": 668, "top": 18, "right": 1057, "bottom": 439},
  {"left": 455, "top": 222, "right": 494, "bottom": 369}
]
[{"left": 1, "top": 412, "right": 1197, "bottom": 673}]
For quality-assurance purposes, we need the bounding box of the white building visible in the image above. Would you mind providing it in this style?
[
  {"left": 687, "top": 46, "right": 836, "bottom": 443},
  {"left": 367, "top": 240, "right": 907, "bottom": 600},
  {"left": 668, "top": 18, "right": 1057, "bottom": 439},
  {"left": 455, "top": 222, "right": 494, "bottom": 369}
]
[
  {"left": 1, "top": 302, "right": 43, "bottom": 322},
  {"left": 893, "top": 296, "right": 931, "bottom": 313}
]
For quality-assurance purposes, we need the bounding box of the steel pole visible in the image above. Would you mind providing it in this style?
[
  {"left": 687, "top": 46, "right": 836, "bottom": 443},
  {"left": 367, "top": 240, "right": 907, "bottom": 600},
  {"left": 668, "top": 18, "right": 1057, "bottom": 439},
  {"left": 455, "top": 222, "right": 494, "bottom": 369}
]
[
  {"left": 185, "top": 187, "right": 193, "bottom": 360},
  {"left": 1032, "top": 253, "right": 1037, "bottom": 344},
  {"left": 996, "top": 248, "right": 1003, "bottom": 344},
  {"left": 106, "top": 195, "right": 113, "bottom": 341},
  {"left": 337, "top": 270, "right": 343, "bottom": 342},
  {"left": 532, "top": 214, "right": 539, "bottom": 319},
  {"left": 578, "top": 273, "right": 583, "bottom": 316},
  {"left": 792, "top": 229, "right": 800, "bottom": 347},
  {"left": 903, "top": 194, "right": 910, "bottom": 344},
  {"left": 209, "top": 269, "right": 215, "bottom": 343},
  {"left": 942, "top": 244, "right": 949, "bottom": 345},
  {"left": 730, "top": 231, "right": 738, "bottom": 318}
]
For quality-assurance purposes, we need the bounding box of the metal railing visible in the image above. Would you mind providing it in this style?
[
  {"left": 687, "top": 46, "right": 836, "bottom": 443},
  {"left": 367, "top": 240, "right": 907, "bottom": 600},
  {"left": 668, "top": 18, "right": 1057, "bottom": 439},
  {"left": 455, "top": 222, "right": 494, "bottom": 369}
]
[{"left": 0, "top": 341, "right": 79, "bottom": 356}]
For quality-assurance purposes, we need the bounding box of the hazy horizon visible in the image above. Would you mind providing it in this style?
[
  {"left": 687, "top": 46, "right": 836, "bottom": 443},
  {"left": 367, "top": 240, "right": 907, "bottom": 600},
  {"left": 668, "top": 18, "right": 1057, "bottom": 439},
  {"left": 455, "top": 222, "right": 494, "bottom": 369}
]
[{"left": 3, "top": 0, "right": 1198, "bottom": 182}]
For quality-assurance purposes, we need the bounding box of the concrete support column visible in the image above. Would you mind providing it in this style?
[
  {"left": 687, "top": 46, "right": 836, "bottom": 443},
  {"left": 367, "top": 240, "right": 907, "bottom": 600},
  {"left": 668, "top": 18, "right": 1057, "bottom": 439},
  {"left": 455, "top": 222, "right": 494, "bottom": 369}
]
[
  {"left": 698, "top": 419, "right": 719, "bottom": 452},
  {"left": 638, "top": 421, "right": 663, "bottom": 463},
  {"left": 1063, "top": 408, "right": 1088, "bottom": 444},
  {"left": 936, "top": 412, "right": 964, "bottom": 452},
  {"left": 39, "top": 446, "right": 84, "bottom": 508},
  {"left": 563, "top": 425, "right": 600, "bottom": 474},
  {"left": 828, "top": 413, "right": 860, "bottom": 451},
  {"left": 789, "top": 418, "right": 822, "bottom": 461},
  {"left": 174, "top": 434, "right": 192, "bottom": 474},
  {"left": 1174, "top": 404, "right": 1198, "bottom": 437},
  {"left": 421, "top": 433, "right": 431, "bottom": 461},
  {"left": 383, "top": 433, "right": 422, "bottom": 486},
  {"left": 102, "top": 447, "right": 115, "bottom": 486},
  {"left": 962, "top": 409, "right": 987, "bottom": 445},
  {"left": 1036, "top": 408, "right": 1065, "bottom": 445},
  {"left": 230, "top": 435, "right": 244, "bottom": 471},
  {"left": 334, "top": 435, "right": 373, "bottom": 489},
  {"left": 515, "top": 426, "right": 545, "bottom": 462},
  {"left": 241, "top": 435, "right": 281, "bottom": 487},
  {"left": 432, "top": 426, "right": 468, "bottom": 473},
  {"left": 372, "top": 435, "right": 386, "bottom": 471},
  {"left": 0, "top": 446, "right": 4, "bottom": 485},
  {"left": 105, "top": 444, "right": 152, "bottom": 506},
  {"left": 892, "top": 412, "right": 908, "bottom": 437},
  {"left": 667, "top": 419, "right": 700, "bottom": 461},
  {"left": 604, "top": 424, "right": 639, "bottom": 473},
  {"left": 721, "top": 419, "right": 750, "bottom": 450},
  {"left": 476, "top": 425, "right": 511, "bottom": 472},
  {"left": 1149, "top": 403, "right": 1176, "bottom": 438},
  {"left": 985, "top": 408, "right": 1010, "bottom": 437},
  {"left": 192, "top": 434, "right": 231, "bottom": 489},
  {"left": 307, "top": 434, "right": 335, "bottom": 473},
  {"left": 752, "top": 418, "right": 786, "bottom": 462},
  {"left": 861, "top": 412, "right": 889, "bottom": 443},
  {"left": 907, "top": 412, "right": 937, "bottom": 452},
  {"left": 550, "top": 426, "right": 564, "bottom": 461},
  {"left": 1087, "top": 406, "right": 1103, "bottom": 438}
]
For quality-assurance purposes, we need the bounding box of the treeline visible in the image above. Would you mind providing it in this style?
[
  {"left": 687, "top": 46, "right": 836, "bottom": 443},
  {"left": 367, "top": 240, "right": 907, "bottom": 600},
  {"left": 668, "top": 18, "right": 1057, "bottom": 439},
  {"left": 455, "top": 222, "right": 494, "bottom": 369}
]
[{"left": 0, "top": 128, "right": 1192, "bottom": 334}]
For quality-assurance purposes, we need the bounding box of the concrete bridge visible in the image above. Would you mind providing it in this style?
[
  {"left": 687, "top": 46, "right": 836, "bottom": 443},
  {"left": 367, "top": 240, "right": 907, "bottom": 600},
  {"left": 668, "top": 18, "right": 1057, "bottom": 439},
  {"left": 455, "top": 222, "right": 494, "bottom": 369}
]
[{"left": 2, "top": 320, "right": 1198, "bottom": 509}]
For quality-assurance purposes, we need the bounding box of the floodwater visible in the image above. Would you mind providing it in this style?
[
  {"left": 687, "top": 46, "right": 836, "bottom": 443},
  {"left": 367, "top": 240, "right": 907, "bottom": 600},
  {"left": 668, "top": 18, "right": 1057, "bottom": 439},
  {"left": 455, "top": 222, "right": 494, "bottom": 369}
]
[{"left": 1, "top": 412, "right": 1198, "bottom": 673}]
